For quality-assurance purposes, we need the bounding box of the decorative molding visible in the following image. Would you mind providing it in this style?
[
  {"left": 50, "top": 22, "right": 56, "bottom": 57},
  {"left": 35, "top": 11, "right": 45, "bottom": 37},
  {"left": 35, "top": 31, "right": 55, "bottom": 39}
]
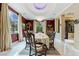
[{"left": 8, "top": 6, "right": 19, "bottom": 15}]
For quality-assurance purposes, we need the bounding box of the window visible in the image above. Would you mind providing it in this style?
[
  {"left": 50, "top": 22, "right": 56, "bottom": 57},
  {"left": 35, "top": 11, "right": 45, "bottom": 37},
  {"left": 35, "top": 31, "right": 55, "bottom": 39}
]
[
  {"left": 9, "top": 10, "right": 18, "bottom": 34},
  {"left": 36, "top": 21, "right": 43, "bottom": 32}
]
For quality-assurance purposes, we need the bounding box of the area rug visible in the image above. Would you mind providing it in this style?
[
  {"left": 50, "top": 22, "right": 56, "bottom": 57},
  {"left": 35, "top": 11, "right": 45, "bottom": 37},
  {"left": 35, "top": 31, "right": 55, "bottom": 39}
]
[{"left": 18, "top": 45, "right": 60, "bottom": 56}]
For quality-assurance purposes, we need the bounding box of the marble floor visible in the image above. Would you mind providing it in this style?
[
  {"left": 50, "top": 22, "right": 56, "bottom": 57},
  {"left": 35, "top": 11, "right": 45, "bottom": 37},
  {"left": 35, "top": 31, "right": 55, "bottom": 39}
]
[
  {"left": 0, "top": 41, "right": 60, "bottom": 56},
  {"left": 0, "top": 41, "right": 26, "bottom": 56}
]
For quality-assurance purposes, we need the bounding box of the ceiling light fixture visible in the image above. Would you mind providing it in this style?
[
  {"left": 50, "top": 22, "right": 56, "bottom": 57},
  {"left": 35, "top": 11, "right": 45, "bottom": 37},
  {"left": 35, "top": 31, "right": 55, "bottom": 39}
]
[
  {"left": 34, "top": 3, "right": 47, "bottom": 10},
  {"left": 36, "top": 17, "right": 44, "bottom": 22}
]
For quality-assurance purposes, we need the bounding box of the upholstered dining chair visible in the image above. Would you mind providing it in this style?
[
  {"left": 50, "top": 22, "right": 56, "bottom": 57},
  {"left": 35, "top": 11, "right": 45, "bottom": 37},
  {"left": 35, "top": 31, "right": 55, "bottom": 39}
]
[
  {"left": 24, "top": 31, "right": 30, "bottom": 49},
  {"left": 27, "top": 32, "right": 47, "bottom": 56},
  {"left": 47, "top": 32, "right": 55, "bottom": 48}
]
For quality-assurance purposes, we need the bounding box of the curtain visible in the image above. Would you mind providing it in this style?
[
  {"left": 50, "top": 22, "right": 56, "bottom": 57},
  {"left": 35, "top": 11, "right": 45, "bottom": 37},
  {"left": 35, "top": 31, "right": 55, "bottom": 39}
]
[
  {"left": 18, "top": 14, "right": 23, "bottom": 41},
  {"left": 0, "top": 3, "right": 12, "bottom": 51}
]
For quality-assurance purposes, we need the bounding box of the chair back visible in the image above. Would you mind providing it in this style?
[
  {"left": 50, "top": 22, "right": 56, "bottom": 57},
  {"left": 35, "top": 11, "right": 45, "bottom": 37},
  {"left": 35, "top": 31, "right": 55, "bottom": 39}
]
[
  {"left": 47, "top": 32, "right": 55, "bottom": 41},
  {"left": 27, "top": 32, "right": 36, "bottom": 51},
  {"left": 51, "top": 32, "right": 55, "bottom": 40}
]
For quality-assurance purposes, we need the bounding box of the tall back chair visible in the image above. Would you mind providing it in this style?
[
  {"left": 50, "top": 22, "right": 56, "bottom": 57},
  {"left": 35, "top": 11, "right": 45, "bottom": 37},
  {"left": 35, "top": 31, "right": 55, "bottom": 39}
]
[
  {"left": 51, "top": 32, "right": 55, "bottom": 42},
  {"left": 24, "top": 31, "right": 30, "bottom": 49},
  {"left": 47, "top": 32, "right": 55, "bottom": 48}
]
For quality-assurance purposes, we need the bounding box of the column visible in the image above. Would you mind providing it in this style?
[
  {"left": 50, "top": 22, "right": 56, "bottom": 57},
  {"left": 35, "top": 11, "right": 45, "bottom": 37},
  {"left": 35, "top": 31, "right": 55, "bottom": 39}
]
[
  {"left": 60, "top": 15, "right": 65, "bottom": 41},
  {"left": 42, "top": 21, "right": 46, "bottom": 33},
  {"left": 18, "top": 14, "right": 23, "bottom": 41},
  {"left": 74, "top": 23, "right": 79, "bottom": 49},
  {"left": 34, "top": 20, "right": 36, "bottom": 33}
]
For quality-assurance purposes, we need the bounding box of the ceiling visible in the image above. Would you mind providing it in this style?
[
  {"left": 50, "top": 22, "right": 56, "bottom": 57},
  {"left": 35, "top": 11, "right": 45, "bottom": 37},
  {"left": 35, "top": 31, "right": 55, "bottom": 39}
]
[
  {"left": 62, "top": 4, "right": 79, "bottom": 19},
  {"left": 8, "top": 3, "right": 73, "bottom": 20}
]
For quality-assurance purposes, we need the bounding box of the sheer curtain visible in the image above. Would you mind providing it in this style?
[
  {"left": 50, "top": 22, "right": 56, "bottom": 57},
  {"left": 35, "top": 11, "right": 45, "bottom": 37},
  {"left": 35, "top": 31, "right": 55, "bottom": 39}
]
[{"left": 0, "top": 3, "right": 12, "bottom": 51}]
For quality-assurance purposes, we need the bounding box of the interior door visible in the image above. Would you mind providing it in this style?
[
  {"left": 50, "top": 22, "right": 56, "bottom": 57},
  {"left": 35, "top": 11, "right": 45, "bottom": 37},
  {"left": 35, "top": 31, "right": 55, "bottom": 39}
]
[
  {"left": 65, "top": 21, "right": 68, "bottom": 39},
  {"left": 65, "top": 20, "right": 74, "bottom": 39}
]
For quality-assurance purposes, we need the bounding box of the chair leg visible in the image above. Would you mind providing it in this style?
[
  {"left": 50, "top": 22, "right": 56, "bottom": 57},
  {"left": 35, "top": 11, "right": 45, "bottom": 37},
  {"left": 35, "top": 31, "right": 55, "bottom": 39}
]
[
  {"left": 25, "top": 46, "right": 27, "bottom": 49},
  {"left": 25, "top": 42, "right": 28, "bottom": 49},
  {"left": 45, "top": 50, "right": 47, "bottom": 56},
  {"left": 53, "top": 46, "right": 56, "bottom": 50},
  {"left": 25, "top": 38, "right": 28, "bottom": 49},
  {"left": 35, "top": 47, "right": 37, "bottom": 56},
  {"left": 35, "top": 51, "right": 37, "bottom": 56},
  {"left": 29, "top": 45, "right": 31, "bottom": 56}
]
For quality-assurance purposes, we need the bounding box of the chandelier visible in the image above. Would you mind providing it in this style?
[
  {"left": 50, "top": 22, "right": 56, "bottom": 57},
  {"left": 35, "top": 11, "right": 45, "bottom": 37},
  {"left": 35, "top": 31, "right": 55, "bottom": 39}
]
[{"left": 34, "top": 3, "right": 47, "bottom": 10}]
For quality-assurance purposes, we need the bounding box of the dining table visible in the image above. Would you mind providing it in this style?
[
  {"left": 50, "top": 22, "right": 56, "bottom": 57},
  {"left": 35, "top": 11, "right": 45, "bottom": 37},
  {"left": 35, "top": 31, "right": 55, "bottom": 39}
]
[{"left": 35, "top": 32, "right": 50, "bottom": 49}]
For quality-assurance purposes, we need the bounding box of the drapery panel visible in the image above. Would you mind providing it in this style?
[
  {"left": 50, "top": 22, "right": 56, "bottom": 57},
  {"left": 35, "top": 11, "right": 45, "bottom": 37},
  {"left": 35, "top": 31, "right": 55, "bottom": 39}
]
[{"left": 0, "top": 3, "right": 12, "bottom": 51}]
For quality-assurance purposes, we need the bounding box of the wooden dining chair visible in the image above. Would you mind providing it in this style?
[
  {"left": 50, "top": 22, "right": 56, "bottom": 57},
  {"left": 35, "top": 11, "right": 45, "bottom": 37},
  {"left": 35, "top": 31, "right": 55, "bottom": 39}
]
[
  {"left": 24, "top": 31, "right": 29, "bottom": 49},
  {"left": 50, "top": 32, "right": 55, "bottom": 47},
  {"left": 47, "top": 32, "right": 55, "bottom": 48},
  {"left": 27, "top": 32, "right": 47, "bottom": 56}
]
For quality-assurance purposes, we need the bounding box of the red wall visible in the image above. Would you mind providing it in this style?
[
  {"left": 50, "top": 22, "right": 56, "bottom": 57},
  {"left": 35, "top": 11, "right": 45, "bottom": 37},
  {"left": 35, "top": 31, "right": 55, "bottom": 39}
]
[
  {"left": 0, "top": 3, "right": 1, "bottom": 11},
  {"left": 22, "top": 17, "right": 34, "bottom": 37},
  {"left": 22, "top": 17, "right": 34, "bottom": 30},
  {"left": 46, "top": 19, "right": 55, "bottom": 31},
  {"left": 22, "top": 17, "right": 27, "bottom": 35}
]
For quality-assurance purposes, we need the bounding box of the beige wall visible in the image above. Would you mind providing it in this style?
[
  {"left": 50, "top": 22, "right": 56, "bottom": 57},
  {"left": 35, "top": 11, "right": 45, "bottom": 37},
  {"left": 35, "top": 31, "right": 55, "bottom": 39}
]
[
  {"left": 54, "top": 15, "right": 65, "bottom": 55},
  {"left": 60, "top": 15, "right": 65, "bottom": 41},
  {"left": 18, "top": 14, "right": 23, "bottom": 41},
  {"left": 74, "top": 24, "right": 79, "bottom": 49},
  {"left": 57, "top": 3, "right": 79, "bottom": 55},
  {"left": 54, "top": 15, "right": 75, "bottom": 55},
  {"left": 55, "top": 18, "right": 59, "bottom": 32},
  {"left": 42, "top": 21, "right": 46, "bottom": 33},
  {"left": 34, "top": 20, "right": 36, "bottom": 33}
]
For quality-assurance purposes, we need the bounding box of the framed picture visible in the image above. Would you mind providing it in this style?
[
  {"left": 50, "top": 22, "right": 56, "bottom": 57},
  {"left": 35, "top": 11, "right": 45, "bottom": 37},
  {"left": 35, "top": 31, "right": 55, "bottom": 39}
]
[{"left": 46, "top": 20, "right": 55, "bottom": 33}]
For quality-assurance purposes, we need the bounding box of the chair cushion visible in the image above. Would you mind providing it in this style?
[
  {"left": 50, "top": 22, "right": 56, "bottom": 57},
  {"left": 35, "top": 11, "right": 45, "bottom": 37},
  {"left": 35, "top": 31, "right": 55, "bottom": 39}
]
[
  {"left": 36, "top": 44, "right": 43, "bottom": 52},
  {"left": 36, "top": 44, "right": 42, "bottom": 47}
]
